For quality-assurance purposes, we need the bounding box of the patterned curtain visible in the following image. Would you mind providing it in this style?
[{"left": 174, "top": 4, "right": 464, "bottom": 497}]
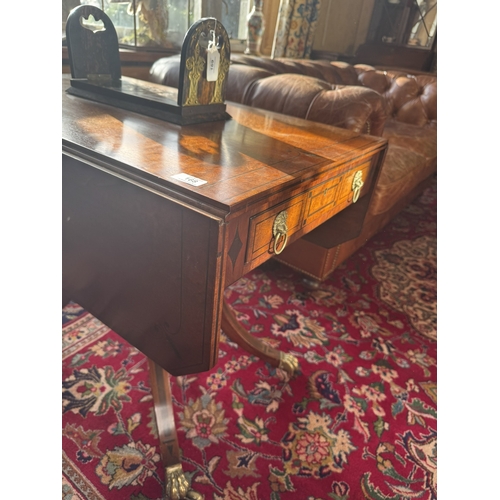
[{"left": 271, "top": 0, "right": 322, "bottom": 59}]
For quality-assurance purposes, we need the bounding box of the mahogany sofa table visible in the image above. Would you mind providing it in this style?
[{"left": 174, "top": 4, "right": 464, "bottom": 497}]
[{"left": 62, "top": 74, "right": 387, "bottom": 499}]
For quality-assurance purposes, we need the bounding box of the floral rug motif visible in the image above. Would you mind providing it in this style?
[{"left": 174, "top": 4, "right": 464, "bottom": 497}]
[
  {"left": 62, "top": 181, "right": 437, "bottom": 500},
  {"left": 371, "top": 235, "right": 437, "bottom": 341}
]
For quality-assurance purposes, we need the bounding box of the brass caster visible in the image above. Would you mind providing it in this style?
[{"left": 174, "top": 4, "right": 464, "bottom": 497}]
[
  {"left": 302, "top": 277, "right": 321, "bottom": 290},
  {"left": 165, "top": 464, "right": 204, "bottom": 500},
  {"left": 186, "top": 491, "right": 204, "bottom": 500},
  {"left": 279, "top": 352, "right": 299, "bottom": 376}
]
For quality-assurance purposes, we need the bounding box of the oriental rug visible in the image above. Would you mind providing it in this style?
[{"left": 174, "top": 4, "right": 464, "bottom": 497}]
[{"left": 62, "top": 180, "right": 437, "bottom": 500}]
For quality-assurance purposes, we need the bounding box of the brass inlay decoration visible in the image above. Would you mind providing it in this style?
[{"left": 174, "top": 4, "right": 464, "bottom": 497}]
[
  {"left": 351, "top": 170, "right": 364, "bottom": 203},
  {"left": 165, "top": 464, "right": 203, "bottom": 500},
  {"left": 184, "top": 43, "right": 205, "bottom": 106},
  {"left": 279, "top": 352, "right": 299, "bottom": 375},
  {"left": 272, "top": 210, "right": 289, "bottom": 255},
  {"left": 210, "top": 51, "right": 230, "bottom": 104}
]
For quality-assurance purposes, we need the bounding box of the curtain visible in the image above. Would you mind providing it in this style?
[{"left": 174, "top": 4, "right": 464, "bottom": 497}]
[{"left": 271, "top": 0, "right": 322, "bottom": 59}]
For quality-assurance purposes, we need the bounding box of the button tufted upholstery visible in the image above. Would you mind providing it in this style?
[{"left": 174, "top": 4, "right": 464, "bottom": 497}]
[
  {"left": 229, "top": 54, "right": 437, "bottom": 130},
  {"left": 149, "top": 54, "right": 437, "bottom": 282}
]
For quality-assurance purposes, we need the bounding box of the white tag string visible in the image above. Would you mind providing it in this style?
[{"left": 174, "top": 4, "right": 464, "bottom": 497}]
[
  {"left": 208, "top": 28, "right": 217, "bottom": 50},
  {"left": 206, "top": 19, "right": 220, "bottom": 82}
]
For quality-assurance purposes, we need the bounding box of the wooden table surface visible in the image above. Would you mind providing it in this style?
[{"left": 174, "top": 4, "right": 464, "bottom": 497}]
[
  {"left": 63, "top": 75, "right": 385, "bottom": 214},
  {"left": 62, "top": 74, "right": 387, "bottom": 376}
]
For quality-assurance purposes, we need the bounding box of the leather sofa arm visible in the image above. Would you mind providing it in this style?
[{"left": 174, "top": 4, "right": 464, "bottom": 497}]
[{"left": 149, "top": 54, "right": 181, "bottom": 88}]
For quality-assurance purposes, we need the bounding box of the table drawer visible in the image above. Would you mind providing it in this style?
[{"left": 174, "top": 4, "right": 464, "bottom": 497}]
[
  {"left": 303, "top": 175, "right": 342, "bottom": 226},
  {"left": 246, "top": 194, "right": 306, "bottom": 263},
  {"left": 245, "top": 157, "right": 377, "bottom": 267}
]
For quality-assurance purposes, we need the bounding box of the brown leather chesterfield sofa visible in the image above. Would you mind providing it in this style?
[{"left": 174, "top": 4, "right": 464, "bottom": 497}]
[{"left": 149, "top": 54, "right": 437, "bottom": 283}]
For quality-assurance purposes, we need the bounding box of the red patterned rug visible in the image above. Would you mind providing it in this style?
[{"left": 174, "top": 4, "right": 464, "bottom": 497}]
[{"left": 62, "top": 180, "right": 437, "bottom": 500}]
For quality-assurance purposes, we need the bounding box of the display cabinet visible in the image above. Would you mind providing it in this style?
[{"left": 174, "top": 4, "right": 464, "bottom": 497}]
[{"left": 354, "top": 0, "right": 437, "bottom": 72}]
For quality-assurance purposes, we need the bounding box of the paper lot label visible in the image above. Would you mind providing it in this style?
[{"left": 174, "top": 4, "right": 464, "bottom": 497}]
[{"left": 172, "top": 173, "right": 207, "bottom": 187}]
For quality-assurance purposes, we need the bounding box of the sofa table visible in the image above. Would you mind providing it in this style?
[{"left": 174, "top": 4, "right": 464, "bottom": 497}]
[{"left": 62, "top": 74, "right": 387, "bottom": 499}]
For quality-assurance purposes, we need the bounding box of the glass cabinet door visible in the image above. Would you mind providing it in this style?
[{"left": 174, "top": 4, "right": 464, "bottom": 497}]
[{"left": 367, "top": 0, "right": 437, "bottom": 48}]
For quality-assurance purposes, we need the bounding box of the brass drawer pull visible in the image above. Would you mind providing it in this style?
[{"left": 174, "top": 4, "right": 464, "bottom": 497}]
[
  {"left": 351, "top": 170, "right": 364, "bottom": 203},
  {"left": 272, "top": 211, "right": 288, "bottom": 254}
]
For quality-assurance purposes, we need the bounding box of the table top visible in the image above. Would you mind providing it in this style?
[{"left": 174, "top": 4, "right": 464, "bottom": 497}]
[
  {"left": 63, "top": 74, "right": 386, "bottom": 219},
  {"left": 62, "top": 75, "right": 387, "bottom": 375}
]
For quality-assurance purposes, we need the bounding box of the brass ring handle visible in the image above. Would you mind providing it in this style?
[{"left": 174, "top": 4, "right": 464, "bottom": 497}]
[
  {"left": 351, "top": 171, "right": 364, "bottom": 204},
  {"left": 272, "top": 210, "right": 289, "bottom": 255},
  {"left": 273, "top": 231, "right": 288, "bottom": 254},
  {"left": 352, "top": 186, "right": 362, "bottom": 203}
]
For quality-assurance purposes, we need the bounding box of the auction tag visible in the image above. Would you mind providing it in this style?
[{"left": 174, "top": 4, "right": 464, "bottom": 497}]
[
  {"left": 206, "top": 45, "right": 220, "bottom": 82},
  {"left": 172, "top": 173, "right": 207, "bottom": 187}
]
